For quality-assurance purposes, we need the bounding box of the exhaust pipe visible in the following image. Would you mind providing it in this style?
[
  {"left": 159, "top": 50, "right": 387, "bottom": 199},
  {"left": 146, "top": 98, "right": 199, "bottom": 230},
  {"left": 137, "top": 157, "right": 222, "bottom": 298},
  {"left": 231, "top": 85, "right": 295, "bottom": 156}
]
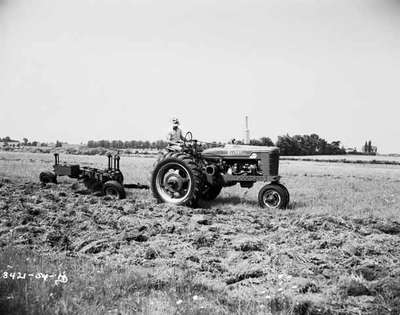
[
  {"left": 114, "top": 155, "right": 120, "bottom": 170},
  {"left": 107, "top": 153, "right": 112, "bottom": 170},
  {"left": 54, "top": 153, "right": 59, "bottom": 166}
]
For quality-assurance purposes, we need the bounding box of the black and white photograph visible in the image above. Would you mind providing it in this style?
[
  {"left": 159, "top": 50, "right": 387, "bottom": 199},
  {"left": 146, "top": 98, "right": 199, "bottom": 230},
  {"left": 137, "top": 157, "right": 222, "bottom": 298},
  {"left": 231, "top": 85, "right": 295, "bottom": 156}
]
[{"left": 1, "top": 0, "right": 400, "bottom": 314}]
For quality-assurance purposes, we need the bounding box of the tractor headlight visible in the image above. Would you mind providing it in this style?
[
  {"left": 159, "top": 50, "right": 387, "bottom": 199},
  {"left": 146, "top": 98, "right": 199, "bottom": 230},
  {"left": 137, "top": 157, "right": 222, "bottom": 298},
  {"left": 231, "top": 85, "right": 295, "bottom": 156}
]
[{"left": 249, "top": 153, "right": 257, "bottom": 159}]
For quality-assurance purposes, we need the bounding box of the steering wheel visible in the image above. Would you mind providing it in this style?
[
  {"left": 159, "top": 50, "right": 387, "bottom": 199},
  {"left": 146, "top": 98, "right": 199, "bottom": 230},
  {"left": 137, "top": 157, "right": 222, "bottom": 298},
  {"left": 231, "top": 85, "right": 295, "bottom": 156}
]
[{"left": 184, "top": 131, "right": 193, "bottom": 142}]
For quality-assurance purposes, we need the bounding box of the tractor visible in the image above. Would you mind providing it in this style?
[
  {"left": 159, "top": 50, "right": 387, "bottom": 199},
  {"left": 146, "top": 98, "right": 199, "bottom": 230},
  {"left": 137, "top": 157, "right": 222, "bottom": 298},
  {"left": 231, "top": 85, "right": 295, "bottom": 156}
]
[{"left": 150, "top": 132, "right": 290, "bottom": 209}]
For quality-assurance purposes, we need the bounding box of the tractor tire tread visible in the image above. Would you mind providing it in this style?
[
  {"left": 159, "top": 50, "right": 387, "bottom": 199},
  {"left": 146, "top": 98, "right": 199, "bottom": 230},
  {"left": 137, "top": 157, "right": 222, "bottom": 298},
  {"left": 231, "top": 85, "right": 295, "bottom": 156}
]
[
  {"left": 258, "top": 183, "right": 289, "bottom": 209},
  {"left": 151, "top": 153, "right": 204, "bottom": 207}
]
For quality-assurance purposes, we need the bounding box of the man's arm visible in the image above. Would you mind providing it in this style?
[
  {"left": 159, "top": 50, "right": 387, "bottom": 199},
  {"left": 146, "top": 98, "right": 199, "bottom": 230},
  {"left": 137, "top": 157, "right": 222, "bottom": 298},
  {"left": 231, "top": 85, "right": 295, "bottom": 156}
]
[{"left": 179, "top": 129, "right": 185, "bottom": 141}]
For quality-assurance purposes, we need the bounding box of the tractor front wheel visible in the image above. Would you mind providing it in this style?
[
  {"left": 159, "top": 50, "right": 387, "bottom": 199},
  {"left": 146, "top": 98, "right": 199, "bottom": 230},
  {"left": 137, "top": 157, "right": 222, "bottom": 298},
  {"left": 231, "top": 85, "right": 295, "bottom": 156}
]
[
  {"left": 275, "top": 183, "right": 290, "bottom": 207},
  {"left": 258, "top": 183, "right": 289, "bottom": 209}
]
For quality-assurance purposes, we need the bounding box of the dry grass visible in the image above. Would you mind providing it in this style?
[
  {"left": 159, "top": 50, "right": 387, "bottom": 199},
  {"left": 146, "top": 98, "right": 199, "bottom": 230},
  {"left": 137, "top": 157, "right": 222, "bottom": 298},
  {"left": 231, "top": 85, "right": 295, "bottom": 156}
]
[
  {"left": 284, "top": 154, "right": 400, "bottom": 162},
  {"left": 1, "top": 247, "right": 271, "bottom": 315}
]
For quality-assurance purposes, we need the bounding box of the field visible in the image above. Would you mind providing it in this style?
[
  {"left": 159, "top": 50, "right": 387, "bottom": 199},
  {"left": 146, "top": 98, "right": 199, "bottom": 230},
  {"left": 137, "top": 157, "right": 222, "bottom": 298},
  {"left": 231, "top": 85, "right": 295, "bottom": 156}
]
[
  {"left": 1, "top": 151, "right": 400, "bottom": 314},
  {"left": 284, "top": 154, "right": 400, "bottom": 163}
]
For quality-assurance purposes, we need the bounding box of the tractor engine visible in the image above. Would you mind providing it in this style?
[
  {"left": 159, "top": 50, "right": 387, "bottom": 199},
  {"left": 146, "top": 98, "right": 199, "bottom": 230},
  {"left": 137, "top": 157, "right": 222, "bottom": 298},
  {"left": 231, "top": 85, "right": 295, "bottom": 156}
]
[
  {"left": 204, "top": 160, "right": 261, "bottom": 177},
  {"left": 226, "top": 161, "right": 260, "bottom": 176}
]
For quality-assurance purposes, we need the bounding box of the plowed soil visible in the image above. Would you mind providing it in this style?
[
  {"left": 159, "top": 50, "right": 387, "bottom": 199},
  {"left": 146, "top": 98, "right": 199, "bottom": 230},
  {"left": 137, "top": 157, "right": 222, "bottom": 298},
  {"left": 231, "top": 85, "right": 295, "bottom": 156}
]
[{"left": 1, "top": 173, "right": 400, "bottom": 314}]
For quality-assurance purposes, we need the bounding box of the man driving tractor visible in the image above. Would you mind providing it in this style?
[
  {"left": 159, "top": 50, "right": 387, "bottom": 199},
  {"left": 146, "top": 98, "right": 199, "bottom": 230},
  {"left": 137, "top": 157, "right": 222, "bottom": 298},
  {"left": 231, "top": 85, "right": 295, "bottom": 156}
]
[{"left": 167, "top": 118, "right": 185, "bottom": 144}]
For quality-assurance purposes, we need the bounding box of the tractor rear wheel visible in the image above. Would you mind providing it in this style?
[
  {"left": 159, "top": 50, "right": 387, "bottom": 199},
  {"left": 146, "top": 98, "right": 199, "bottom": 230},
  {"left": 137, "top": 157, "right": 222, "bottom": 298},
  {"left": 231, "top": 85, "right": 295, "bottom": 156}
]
[
  {"left": 202, "top": 184, "right": 222, "bottom": 201},
  {"left": 258, "top": 183, "right": 289, "bottom": 209},
  {"left": 39, "top": 171, "right": 57, "bottom": 184},
  {"left": 151, "top": 153, "right": 203, "bottom": 207},
  {"left": 103, "top": 180, "right": 126, "bottom": 199}
]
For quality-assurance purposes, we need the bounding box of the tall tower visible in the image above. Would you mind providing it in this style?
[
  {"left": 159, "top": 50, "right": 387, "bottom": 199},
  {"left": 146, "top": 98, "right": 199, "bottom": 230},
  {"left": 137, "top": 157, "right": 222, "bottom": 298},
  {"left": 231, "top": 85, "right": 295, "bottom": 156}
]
[{"left": 244, "top": 116, "right": 250, "bottom": 144}]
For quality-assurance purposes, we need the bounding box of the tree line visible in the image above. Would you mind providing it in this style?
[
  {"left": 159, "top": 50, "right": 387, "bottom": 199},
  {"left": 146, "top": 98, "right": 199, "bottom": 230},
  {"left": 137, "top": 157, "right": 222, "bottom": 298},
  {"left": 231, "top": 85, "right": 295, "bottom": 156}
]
[
  {"left": 0, "top": 137, "right": 63, "bottom": 147},
  {"left": 87, "top": 140, "right": 170, "bottom": 150},
  {"left": 86, "top": 134, "right": 346, "bottom": 155},
  {"left": 275, "top": 134, "right": 345, "bottom": 155},
  {"left": 0, "top": 136, "right": 19, "bottom": 143},
  {"left": 87, "top": 140, "right": 229, "bottom": 150}
]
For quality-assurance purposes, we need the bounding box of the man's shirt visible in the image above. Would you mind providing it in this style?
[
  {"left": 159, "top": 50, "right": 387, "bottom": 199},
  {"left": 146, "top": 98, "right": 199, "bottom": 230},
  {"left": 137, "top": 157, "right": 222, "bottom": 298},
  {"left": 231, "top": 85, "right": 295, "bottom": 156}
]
[{"left": 167, "top": 128, "right": 184, "bottom": 142}]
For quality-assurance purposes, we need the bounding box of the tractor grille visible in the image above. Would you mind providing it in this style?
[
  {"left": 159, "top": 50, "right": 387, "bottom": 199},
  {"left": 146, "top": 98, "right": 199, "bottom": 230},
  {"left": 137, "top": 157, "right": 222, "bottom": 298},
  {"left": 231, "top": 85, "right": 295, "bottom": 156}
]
[
  {"left": 269, "top": 152, "right": 279, "bottom": 176},
  {"left": 259, "top": 150, "right": 280, "bottom": 177}
]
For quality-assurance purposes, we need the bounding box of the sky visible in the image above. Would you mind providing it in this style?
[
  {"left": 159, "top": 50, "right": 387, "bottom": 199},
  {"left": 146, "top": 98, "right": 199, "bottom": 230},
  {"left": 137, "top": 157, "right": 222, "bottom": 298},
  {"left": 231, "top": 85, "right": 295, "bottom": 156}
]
[{"left": 0, "top": 0, "right": 399, "bottom": 153}]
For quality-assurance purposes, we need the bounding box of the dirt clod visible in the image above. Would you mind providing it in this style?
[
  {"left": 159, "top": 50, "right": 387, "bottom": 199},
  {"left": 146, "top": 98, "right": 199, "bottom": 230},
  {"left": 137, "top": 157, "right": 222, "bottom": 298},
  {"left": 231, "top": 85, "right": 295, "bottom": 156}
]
[
  {"left": 226, "top": 267, "right": 264, "bottom": 285},
  {"left": 233, "top": 238, "right": 263, "bottom": 252},
  {"left": 46, "top": 231, "right": 70, "bottom": 249},
  {"left": 373, "top": 221, "right": 400, "bottom": 235},
  {"left": 342, "top": 279, "right": 371, "bottom": 297},
  {"left": 355, "top": 262, "right": 385, "bottom": 281},
  {"left": 79, "top": 239, "right": 108, "bottom": 254},
  {"left": 125, "top": 233, "right": 148, "bottom": 243},
  {"left": 192, "top": 214, "right": 212, "bottom": 225},
  {"left": 298, "top": 281, "right": 319, "bottom": 294},
  {"left": 144, "top": 247, "right": 158, "bottom": 260}
]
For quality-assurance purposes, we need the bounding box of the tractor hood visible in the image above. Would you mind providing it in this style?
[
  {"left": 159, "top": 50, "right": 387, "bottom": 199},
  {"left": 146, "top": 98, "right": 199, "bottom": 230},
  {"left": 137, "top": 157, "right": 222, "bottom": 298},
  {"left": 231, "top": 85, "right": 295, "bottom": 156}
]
[{"left": 201, "top": 144, "right": 279, "bottom": 159}]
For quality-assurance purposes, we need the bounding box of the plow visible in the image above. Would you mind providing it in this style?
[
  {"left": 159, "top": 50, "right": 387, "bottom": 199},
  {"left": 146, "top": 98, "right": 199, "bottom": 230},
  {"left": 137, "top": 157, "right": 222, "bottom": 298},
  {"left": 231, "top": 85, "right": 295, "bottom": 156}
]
[{"left": 39, "top": 153, "right": 148, "bottom": 199}]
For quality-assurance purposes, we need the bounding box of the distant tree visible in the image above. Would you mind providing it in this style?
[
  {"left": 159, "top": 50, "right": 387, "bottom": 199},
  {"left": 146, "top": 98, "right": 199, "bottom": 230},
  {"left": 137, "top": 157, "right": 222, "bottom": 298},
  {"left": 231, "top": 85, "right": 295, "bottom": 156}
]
[
  {"left": 276, "top": 134, "right": 301, "bottom": 155},
  {"left": 368, "top": 140, "right": 372, "bottom": 153},
  {"left": 329, "top": 141, "right": 344, "bottom": 154},
  {"left": 23, "top": 138, "right": 28, "bottom": 145},
  {"left": 117, "top": 140, "right": 123, "bottom": 149},
  {"left": 277, "top": 134, "right": 345, "bottom": 156},
  {"left": 97, "top": 140, "right": 110, "bottom": 148},
  {"left": 55, "top": 140, "right": 62, "bottom": 147},
  {"left": 259, "top": 137, "right": 274, "bottom": 146},
  {"left": 249, "top": 139, "right": 261, "bottom": 146},
  {"left": 31, "top": 141, "right": 38, "bottom": 146},
  {"left": 130, "top": 140, "right": 137, "bottom": 148},
  {"left": 319, "top": 139, "right": 327, "bottom": 154},
  {"left": 111, "top": 140, "right": 118, "bottom": 148},
  {"left": 155, "top": 140, "right": 167, "bottom": 150}
]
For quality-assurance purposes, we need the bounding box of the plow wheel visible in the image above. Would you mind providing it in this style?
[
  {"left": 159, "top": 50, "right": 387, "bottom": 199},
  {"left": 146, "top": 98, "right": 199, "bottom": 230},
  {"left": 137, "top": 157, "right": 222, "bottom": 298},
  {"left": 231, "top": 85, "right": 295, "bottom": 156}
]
[
  {"left": 103, "top": 180, "right": 126, "bottom": 199},
  {"left": 39, "top": 171, "right": 57, "bottom": 184},
  {"left": 151, "top": 153, "right": 204, "bottom": 207}
]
